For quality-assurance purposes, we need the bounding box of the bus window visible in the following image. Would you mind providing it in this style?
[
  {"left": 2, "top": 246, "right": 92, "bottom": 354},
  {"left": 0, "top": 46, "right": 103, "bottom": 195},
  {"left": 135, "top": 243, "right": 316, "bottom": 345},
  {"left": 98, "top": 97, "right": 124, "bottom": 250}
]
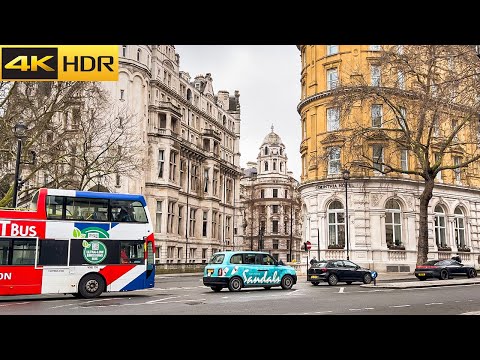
[
  {"left": 46, "top": 195, "right": 64, "bottom": 220},
  {"left": 111, "top": 201, "right": 147, "bottom": 223},
  {"left": 120, "top": 241, "right": 145, "bottom": 264},
  {"left": 0, "top": 240, "right": 9, "bottom": 265},
  {"left": 30, "top": 190, "right": 39, "bottom": 211},
  {"left": 11, "top": 239, "right": 37, "bottom": 265},
  {"left": 37, "top": 240, "right": 69, "bottom": 266},
  {"left": 65, "top": 197, "right": 108, "bottom": 221}
]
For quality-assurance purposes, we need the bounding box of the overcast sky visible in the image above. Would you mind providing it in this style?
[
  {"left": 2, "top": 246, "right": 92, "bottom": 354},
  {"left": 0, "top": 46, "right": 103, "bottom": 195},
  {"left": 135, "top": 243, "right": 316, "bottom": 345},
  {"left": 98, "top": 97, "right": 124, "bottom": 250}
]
[{"left": 175, "top": 45, "right": 301, "bottom": 180}]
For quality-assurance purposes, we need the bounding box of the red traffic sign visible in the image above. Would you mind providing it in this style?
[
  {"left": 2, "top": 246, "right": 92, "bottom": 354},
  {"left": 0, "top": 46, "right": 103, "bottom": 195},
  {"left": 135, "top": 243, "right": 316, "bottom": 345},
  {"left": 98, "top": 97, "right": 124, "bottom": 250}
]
[{"left": 305, "top": 241, "right": 312, "bottom": 250}]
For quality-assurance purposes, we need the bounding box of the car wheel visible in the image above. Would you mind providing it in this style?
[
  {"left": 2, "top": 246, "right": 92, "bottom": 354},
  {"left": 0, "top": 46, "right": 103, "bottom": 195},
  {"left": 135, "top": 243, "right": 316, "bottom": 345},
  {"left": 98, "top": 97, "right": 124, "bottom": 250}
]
[
  {"left": 467, "top": 268, "right": 477, "bottom": 278},
  {"left": 228, "top": 277, "right": 243, "bottom": 292},
  {"left": 439, "top": 269, "right": 449, "bottom": 280},
  {"left": 327, "top": 274, "right": 338, "bottom": 286},
  {"left": 211, "top": 286, "right": 222, "bottom": 292},
  {"left": 363, "top": 273, "right": 372, "bottom": 284},
  {"left": 264, "top": 286, "right": 272, "bottom": 290},
  {"left": 78, "top": 273, "right": 105, "bottom": 299},
  {"left": 311, "top": 282, "right": 320, "bottom": 286},
  {"left": 346, "top": 281, "right": 353, "bottom": 285},
  {"left": 281, "top": 275, "right": 294, "bottom": 290}
]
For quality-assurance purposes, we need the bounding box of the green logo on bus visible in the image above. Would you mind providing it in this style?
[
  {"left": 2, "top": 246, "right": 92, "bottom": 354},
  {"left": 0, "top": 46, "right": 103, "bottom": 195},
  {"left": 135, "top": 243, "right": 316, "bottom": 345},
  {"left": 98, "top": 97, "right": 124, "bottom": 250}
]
[
  {"left": 82, "top": 240, "right": 107, "bottom": 264},
  {"left": 73, "top": 226, "right": 110, "bottom": 239}
]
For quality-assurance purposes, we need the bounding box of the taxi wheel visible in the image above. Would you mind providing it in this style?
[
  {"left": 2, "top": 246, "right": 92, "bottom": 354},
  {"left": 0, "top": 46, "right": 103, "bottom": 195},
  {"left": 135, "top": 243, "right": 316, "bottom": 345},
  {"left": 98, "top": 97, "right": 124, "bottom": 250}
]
[
  {"left": 228, "top": 277, "right": 243, "bottom": 292},
  {"left": 281, "top": 275, "right": 294, "bottom": 290}
]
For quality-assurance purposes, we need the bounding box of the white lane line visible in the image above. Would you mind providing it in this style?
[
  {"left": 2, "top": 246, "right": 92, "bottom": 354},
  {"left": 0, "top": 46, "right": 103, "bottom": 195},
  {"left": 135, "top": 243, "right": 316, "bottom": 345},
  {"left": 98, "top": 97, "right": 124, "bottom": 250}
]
[
  {"left": 461, "top": 311, "right": 480, "bottom": 315},
  {"left": 315, "top": 310, "right": 333, "bottom": 314},
  {"left": 349, "top": 308, "right": 363, "bottom": 311},
  {"left": 338, "top": 287, "right": 345, "bottom": 293},
  {"left": 425, "top": 302, "right": 443, "bottom": 306},
  {"left": 364, "top": 307, "right": 375, "bottom": 310},
  {"left": 0, "top": 301, "right": 30, "bottom": 307},
  {"left": 389, "top": 304, "right": 411, "bottom": 308},
  {"left": 145, "top": 296, "right": 180, "bottom": 304},
  {"left": 222, "top": 296, "right": 229, "bottom": 299}
]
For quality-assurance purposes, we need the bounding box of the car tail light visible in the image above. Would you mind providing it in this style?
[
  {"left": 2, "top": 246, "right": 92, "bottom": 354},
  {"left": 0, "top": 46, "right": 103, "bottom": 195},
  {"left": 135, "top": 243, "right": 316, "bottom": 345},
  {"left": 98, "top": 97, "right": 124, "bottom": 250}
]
[
  {"left": 218, "top": 268, "right": 223, "bottom": 276},
  {"left": 320, "top": 268, "right": 328, "bottom": 272},
  {"left": 417, "top": 265, "right": 437, "bottom": 269}
]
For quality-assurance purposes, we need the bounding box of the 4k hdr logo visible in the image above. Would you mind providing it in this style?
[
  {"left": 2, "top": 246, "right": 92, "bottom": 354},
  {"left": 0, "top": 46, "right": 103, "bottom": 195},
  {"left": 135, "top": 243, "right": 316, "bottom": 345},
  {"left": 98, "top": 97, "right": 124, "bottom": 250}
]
[{"left": 0, "top": 45, "right": 118, "bottom": 81}]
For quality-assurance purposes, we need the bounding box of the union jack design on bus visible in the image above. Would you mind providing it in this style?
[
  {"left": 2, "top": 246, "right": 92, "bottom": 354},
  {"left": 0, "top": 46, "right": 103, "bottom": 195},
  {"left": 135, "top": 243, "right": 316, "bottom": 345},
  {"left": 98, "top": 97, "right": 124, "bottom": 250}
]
[{"left": 0, "top": 188, "right": 155, "bottom": 298}]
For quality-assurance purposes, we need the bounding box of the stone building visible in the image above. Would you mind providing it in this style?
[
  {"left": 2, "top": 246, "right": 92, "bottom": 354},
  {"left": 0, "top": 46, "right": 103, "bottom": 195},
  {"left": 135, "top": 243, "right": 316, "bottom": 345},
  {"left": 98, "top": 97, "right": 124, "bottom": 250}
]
[
  {"left": 239, "top": 126, "right": 302, "bottom": 262},
  {"left": 102, "top": 45, "right": 243, "bottom": 266},
  {"left": 298, "top": 45, "right": 480, "bottom": 272}
]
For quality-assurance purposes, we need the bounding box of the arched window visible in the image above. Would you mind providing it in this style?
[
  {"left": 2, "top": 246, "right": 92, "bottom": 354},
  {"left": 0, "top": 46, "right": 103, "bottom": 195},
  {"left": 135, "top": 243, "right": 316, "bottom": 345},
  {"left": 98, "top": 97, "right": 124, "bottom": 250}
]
[
  {"left": 186, "top": 89, "right": 192, "bottom": 103},
  {"left": 122, "top": 45, "right": 127, "bottom": 57},
  {"left": 264, "top": 161, "right": 269, "bottom": 171},
  {"left": 137, "top": 48, "right": 141, "bottom": 62},
  {"left": 328, "top": 201, "right": 345, "bottom": 247},
  {"left": 273, "top": 160, "right": 277, "bottom": 170},
  {"left": 280, "top": 162, "right": 283, "bottom": 172},
  {"left": 385, "top": 199, "right": 402, "bottom": 248},
  {"left": 434, "top": 205, "right": 447, "bottom": 248},
  {"left": 264, "top": 146, "right": 269, "bottom": 155},
  {"left": 454, "top": 207, "right": 466, "bottom": 249},
  {"left": 280, "top": 148, "right": 283, "bottom": 155}
]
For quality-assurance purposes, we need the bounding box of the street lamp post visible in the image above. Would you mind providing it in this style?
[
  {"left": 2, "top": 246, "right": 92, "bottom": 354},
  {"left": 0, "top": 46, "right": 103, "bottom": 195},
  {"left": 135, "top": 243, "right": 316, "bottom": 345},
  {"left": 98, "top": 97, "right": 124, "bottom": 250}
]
[
  {"left": 342, "top": 169, "right": 350, "bottom": 260},
  {"left": 12, "top": 120, "right": 27, "bottom": 208},
  {"left": 289, "top": 178, "right": 294, "bottom": 262}
]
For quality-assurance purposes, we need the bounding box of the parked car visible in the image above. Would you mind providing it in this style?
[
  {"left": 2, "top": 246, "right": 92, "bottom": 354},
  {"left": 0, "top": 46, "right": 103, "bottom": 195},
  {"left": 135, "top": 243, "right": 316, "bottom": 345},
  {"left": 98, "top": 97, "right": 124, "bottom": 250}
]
[
  {"left": 414, "top": 259, "right": 477, "bottom": 281},
  {"left": 203, "top": 251, "right": 297, "bottom": 292},
  {"left": 307, "top": 259, "right": 375, "bottom": 286}
]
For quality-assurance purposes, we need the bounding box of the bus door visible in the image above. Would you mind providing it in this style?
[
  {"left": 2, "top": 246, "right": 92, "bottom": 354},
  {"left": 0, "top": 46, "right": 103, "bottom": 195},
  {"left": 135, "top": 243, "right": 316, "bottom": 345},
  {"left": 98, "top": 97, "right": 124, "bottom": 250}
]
[{"left": 145, "top": 240, "right": 155, "bottom": 288}]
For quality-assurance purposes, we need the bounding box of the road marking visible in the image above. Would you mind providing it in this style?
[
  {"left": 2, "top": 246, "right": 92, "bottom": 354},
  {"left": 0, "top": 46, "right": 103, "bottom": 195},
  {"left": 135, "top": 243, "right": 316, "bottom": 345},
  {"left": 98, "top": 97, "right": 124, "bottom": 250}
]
[
  {"left": 460, "top": 311, "right": 480, "bottom": 315},
  {"left": 314, "top": 310, "right": 333, "bottom": 314},
  {"left": 222, "top": 296, "right": 228, "bottom": 299},
  {"left": 389, "top": 304, "right": 410, "bottom": 308},
  {"left": 0, "top": 301, "right": 30, "bottom": 307},
  {"left": 364, "top": 307, "right": 375, "bottom": 310},
  {"left": 145, "top": 296, "right": 180, "bottom": 304},
  {"left": 425, "top": 302, "right": 443, "bottom": 306},
  {"left": 349, "top": 308, "right": 363, "bottom": 311},
  {"left": 338, "top": 287, "right": 345, "bottom": 293}
]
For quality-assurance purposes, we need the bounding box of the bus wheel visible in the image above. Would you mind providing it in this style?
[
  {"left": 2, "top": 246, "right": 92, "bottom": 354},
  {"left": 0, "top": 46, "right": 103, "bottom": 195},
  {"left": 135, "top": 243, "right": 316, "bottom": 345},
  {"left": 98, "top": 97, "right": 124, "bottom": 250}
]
[{"left": 78, "top": 274, "right": 105, "bottom": 299}]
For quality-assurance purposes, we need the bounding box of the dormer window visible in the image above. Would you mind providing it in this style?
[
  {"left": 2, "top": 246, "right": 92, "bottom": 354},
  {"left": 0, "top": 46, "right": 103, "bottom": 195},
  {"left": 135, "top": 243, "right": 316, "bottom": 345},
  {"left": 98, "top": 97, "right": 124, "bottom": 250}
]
[{"left": 264, "top": 146, "right": 269, "bottom": 155}]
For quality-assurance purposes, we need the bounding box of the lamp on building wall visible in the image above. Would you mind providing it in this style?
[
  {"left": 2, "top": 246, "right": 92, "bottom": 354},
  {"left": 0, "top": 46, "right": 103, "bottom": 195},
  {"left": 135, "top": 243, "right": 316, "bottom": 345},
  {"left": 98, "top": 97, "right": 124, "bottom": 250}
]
[
  {"left": 342, "top": 168, "right": 351, "bottom": 260},
  {"left": 12, "top": 120, "right": 27, "bottom": 208}
]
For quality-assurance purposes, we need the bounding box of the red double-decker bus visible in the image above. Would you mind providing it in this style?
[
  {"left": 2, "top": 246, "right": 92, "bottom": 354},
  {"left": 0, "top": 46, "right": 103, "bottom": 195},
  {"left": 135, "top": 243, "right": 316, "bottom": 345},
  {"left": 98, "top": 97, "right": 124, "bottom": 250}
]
[{"left": 0, "top": 188, "right": 155, "bottom": 298}]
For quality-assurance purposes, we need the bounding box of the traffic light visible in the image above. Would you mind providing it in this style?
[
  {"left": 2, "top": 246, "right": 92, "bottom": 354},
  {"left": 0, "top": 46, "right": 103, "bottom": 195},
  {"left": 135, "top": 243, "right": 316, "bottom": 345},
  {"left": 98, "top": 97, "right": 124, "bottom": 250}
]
[{"left": 303, "top": 242, "right": 308, "bottom": 252}]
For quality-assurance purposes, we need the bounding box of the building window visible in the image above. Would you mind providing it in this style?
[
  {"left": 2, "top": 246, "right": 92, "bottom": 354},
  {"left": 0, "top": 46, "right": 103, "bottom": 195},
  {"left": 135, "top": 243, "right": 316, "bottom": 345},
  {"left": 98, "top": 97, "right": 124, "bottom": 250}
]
[
  {"left": 371, "top": 104, "right": 382, "bottom": 128},
  {"left": 273, "top": 189, "right": 278, "bottom": 198},
  {"left": 202, "top": 211, "right": 208, "bottom": 237},
  {"left": 285, "top": 189, "right": 288, "bottom": 198},
  {"left": 373, "top": 145, "right": 384, "bottom": 172},
  {"left": 328, "top": 201, "right": 345, "bottom": 247},
  {"left": 177, "top": 247, "right": 182, "bottom": 262},
  {"left": 327, "top": 45, "right": 338, "bottom": 56},
  {"left": 264, "top": 146, "right": 269, "bottom": 155},
  {"left": 202, "top": 248, "right": 207, "bottom": 262},
  {"left": 158, "top": 150, "right": 164, "bottom": 178},
  {"left": 189, "top": 248, "right": 196, "bottom": 263},
  {"left": 272, "top": 220, "right": 279, "bottom": 234},
  {"left": 180, "top": 160, "right": 185, "bottom": 187},
  {"left": 401, "top": 149, "right": 408, "bottom": 171},
  {"left": 226, "top": 216, "right": 231, "bottom": 239},
  {"left": 213, "top": 170, "right": 219, "bottom": 196},
  {"left": 453, "top": 156, "right": 461, "bottom": 182},
  {"left": 327, "top": 107, "right": 340, "bottom": 131},
  {"left": 178, "top": 205, "right": 183, "bottom": 236},
  {"left": 273, "top": 160, "right": 277, "bottom": 171},
  {"left": 122, "top": 45, "right": 127, "bottom": 57},
  {"left": 169, "top": 151, "right": 177, "bottom": 182},
  {"left": 155, "top": 201, "right": 162, "bottom": 233},
  {"left": 226, "top": 179, "right": 232, "bottom": 203},
  {"left": 189, "top": 209, "right": 196, "bottom": 237},
  {"left": 212, "top": 211, "right": 218, "bottom": 239},
  {"left": 272, "top": 205, "right": 279, "bottom": 214},
  {"left": 385, "top": 199, "right": 402, "bottom": 247},
  {"left": 204, "top": 168, "right": 209, "bottom": 193},
  {"left": 454, "top": 207, "right": 466, "bottom": 249},
  {"left": 264, "top": 161, "right": 269, "bottom": 171},
  {"left": 434, "top": 205, "right": 447, "bottom": 248},
  {"left": 167, "top": 201, "right": 175, "bottom": 233},
  {"left": 302, "top": 119, "right": 307, "bottom": 139},
  {"left": 326, "top": 68, "right": 338, "bottom": 90},
  {"left": 328, "top": 147, "right": 341, "bottom": 175},
  {"left": 369, "top": 45, "right": 381, "bottom": 51},
  {"left": 137, "top": 48, "right": 141, "bottom": 62},
  {"left": 261, "top": 189, "right": 265, "bottom": 198},
  {"left": 120, "top": 89, "right": 125, "bottom": 101},
  {"left": 371, "top": 65, "right": 381, "bottom": 86},
  {"left": 452, "top": 120, "right": 459, "bottom": 141},
  {"left": 273, "top": 239, "right": 279, "bottom": 250},
  {"left": 191, "top": 164, "right": 198, "bottom": 191}
]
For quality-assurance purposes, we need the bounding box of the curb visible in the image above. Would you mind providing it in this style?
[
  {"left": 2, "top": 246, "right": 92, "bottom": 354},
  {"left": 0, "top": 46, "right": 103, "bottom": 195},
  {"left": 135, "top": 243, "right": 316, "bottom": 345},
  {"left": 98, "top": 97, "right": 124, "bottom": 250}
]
[{"left": 361, "top": 278, "right": 480, "bottom": 289}]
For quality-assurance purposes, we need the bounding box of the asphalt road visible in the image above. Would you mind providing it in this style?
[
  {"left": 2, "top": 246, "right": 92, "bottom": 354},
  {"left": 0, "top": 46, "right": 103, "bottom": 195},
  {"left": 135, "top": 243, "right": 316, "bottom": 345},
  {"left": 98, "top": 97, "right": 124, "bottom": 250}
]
[{"left": 0, "top": 274, "right": 479, "bottom": 315}]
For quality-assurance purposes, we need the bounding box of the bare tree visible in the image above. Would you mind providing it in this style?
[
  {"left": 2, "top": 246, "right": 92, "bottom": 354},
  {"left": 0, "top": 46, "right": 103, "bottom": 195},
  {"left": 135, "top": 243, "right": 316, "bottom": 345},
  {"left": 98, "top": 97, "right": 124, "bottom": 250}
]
[
  {"left": 0, "top": 81, "right": 144, "bottom": 207},
  {"left": 240, "top": 176, "right": 261, "bottom": 250},
  {"left": 328, "top": 45, "right": 480, "bottom": 265}
]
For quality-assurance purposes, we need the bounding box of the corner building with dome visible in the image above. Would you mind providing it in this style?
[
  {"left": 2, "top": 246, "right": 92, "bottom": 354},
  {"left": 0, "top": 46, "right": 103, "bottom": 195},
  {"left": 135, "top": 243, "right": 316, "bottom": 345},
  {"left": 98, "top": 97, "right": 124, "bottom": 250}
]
[
  {"left": 298, "top": 45, "right": 480, "bottom": 272},
  {"left": 239, "top": 127, "right": 303, "bottom": 263}
]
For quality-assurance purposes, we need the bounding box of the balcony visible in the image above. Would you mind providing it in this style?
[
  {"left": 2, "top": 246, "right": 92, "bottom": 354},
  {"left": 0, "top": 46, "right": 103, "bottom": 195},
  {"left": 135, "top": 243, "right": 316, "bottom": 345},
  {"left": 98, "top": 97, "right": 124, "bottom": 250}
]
[{"left": 202, "top": 128, "right": 222, "bottom": 141}]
